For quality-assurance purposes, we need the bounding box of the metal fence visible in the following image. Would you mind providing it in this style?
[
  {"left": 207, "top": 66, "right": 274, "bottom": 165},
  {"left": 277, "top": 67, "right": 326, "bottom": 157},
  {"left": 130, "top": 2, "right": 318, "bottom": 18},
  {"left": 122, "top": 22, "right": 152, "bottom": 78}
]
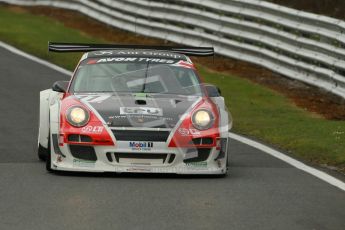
[{"left": 2, "top": 0, "right": 345, "bottom": 98}]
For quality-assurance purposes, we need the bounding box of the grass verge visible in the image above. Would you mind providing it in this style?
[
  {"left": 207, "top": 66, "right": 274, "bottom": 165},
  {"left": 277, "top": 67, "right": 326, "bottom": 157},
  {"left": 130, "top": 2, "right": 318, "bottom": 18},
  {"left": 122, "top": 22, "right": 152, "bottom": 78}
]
[{"left": 0, "top": 5, "right": 344, "bottom": 173}]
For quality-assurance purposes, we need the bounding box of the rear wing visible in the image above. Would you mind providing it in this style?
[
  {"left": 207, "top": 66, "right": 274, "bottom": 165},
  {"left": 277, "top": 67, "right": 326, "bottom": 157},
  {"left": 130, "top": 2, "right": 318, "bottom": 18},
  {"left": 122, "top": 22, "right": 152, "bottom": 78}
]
[{"left": 48, "top": 42, "right": 214, "bottom": 57}]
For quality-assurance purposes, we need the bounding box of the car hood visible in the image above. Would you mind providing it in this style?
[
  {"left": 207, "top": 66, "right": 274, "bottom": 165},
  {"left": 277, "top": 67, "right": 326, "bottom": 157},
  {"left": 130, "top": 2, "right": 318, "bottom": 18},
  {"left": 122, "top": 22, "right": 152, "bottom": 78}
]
[{"left": 76, "top": 93, "right": 201, "bottom": 128}]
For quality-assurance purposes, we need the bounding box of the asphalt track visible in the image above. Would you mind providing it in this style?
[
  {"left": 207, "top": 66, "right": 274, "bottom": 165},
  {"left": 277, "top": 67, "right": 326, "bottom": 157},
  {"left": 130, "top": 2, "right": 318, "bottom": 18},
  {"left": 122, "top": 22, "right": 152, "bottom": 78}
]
[{"left": 0, "top": 46, "right": 344, "bottom": 230}]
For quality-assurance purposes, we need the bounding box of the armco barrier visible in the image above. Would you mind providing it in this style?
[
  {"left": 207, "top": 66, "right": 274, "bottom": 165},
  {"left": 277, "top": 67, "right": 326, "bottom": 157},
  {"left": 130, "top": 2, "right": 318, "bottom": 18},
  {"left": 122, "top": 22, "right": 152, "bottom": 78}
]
[{"left": 1, "top": 0, "right": 345, "bottom": 98}]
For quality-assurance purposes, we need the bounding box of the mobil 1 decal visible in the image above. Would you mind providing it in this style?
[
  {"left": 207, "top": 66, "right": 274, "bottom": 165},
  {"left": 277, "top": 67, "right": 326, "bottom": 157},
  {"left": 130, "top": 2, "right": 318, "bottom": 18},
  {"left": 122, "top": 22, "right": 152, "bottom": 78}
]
[{"left": 129, "top": 141, "right": 153, "bottom": 151}]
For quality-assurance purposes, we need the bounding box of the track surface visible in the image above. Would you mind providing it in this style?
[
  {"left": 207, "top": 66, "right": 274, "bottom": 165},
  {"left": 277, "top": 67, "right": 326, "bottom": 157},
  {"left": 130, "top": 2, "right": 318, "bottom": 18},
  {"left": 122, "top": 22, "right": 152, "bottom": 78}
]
[{"left": 0, "top": 46, "right": 344, "bottom": 230}]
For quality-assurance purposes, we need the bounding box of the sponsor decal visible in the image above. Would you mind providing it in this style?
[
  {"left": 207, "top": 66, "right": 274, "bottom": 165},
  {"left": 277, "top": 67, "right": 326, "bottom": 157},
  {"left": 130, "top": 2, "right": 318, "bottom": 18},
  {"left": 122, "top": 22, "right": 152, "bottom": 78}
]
[
  {"left": 92, "top": 50, "right": 182, "bottom": 59},
  {"left": 178, "top": 128, "right": 201, "bottom": 136},
  {"left": 142, "top": 51, "right": 182, "bottom": 59},
  {"left": 93, "top": 51, "right": 114, "bottom": 55},
  {"left": 94, "top": 57, "right": 176, "bottom": 64},
  {"left": 73, "top": 159, "right": 95, "bottom": 168},
  {"left": 129, "top": 141, "right": 153, "bottom": 151},
  {"left": 57, "top": 155, "right": 63, "bottom": 163},
  {"left": 97, "top": 57, "right": 137, "bottom": 63},
  {"left": 120, "top": 107, "right": 163, "bottom": 116},
  {"left": 126, "top": 168, "right": 152, "bottom": 172},
  {"left": 185, "top": 162, "right": 207, "bottom": 168},
  {"left": 77, "top": 95, "right": 111, "bottom": 103},
  {"left": 87, "top": 59, "right": 98, "bottom": 65},
  {"left": 138, "top": 58, "right": 175, "bottom": 64},
  {"left": 109, "top": 115, "right": 172, "bottom": 120},
  {"left": 190, "top": 129, "right": 201, "bottom": 135},
  {"left": 136, "top": 117, "right": 144, "bottom": 123},
  {"left": 178, "top": 128, "right": 189, "bottom": 136},
  {"left": 107, "top": 115, "right": 173, "bottom": 127},
  {"left": 172, "top": 60, "right": 195, "bottom": 69},
  {"left": 81, "top": 125, "right": 104, "bottom": 134}
]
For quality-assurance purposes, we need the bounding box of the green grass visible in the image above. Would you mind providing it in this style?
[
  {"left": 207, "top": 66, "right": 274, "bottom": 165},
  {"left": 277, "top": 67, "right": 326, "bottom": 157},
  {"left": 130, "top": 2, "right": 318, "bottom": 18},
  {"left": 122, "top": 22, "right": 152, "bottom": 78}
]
[
  {"left": 200, "top": 67, "right": 345, "bottom": 168},
  {"left": 0, "top": 6, "right": 105, "bottom": 69},
  {"left": 0, "top": 6, "right": 344, "bottom": 171}
]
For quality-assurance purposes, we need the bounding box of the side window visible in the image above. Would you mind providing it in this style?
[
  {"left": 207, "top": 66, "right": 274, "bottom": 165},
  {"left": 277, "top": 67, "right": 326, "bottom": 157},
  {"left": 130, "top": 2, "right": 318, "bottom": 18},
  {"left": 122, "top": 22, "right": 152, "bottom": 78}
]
[{"left": 174, "top": 68, "right": 200, "bottom": 94}]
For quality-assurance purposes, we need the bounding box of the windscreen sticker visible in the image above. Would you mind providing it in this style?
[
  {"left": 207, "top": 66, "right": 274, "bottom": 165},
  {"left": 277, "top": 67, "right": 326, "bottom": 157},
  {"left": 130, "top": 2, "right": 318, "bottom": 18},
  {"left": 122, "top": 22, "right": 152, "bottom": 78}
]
[
  {"left": 97, "top": 57, "right": 138, "bottom": 63},
  {"left": 108, "top": 115, "right": 172, "bottom": 121},
  {"left": 172, "top": 60, "right": 195, "bottom": 69},
  {"left": 87, "top": 57, "right": 178, "bottom": 64},
  {"left": 87, "top": 59, "right": 98, "bottom": 65}
]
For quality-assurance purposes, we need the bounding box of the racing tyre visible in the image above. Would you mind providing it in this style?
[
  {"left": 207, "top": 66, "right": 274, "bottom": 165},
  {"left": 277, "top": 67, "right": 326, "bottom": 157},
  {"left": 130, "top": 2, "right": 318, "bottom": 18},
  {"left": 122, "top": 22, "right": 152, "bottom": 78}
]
[
  {"left": 45, "top": 134, "right": 53, "bottom": 172},
  {"left": 37, "top": 144, "right": 48, "bottom": 161},
  {"left": 225, "top": 137, "right": 230, "bottom": 173},
  {"left": 218, "top": 138, "right": 230, "bottom": 178}
]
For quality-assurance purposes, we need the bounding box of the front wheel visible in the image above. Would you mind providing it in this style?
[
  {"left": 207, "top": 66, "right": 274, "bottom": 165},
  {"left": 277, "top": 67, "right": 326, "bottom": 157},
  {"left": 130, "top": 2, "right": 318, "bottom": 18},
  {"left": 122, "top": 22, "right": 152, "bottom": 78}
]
[
  {"left": 37, "top": 144, "right": 48, "bottom": 161},
  {"left": 45, "top": 134, "right": 53, "bottom": 172},
  {"left": 222, "top": 137, "right": 230, "bottom": 176},
  {"left": 226, "top": 137, "right": 230, "bottom": 172}
]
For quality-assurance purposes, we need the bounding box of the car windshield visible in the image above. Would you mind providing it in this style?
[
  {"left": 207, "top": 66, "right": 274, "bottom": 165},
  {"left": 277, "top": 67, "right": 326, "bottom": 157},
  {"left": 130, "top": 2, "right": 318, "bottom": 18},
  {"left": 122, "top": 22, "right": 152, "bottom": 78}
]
[{"left": 71, "top": 57, "right": 203, "bottom": 96}]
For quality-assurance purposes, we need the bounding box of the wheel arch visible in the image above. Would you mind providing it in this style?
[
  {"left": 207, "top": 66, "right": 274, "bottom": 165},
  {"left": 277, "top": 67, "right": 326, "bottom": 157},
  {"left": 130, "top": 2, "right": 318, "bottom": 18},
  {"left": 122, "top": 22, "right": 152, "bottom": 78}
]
[{"left": 38, "top": 89, "right": 61, "bottom": 148}]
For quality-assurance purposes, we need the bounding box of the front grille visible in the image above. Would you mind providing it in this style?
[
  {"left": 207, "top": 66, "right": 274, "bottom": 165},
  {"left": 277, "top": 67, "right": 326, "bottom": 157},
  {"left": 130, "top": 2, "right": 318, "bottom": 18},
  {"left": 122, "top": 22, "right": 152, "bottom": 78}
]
[
  {"left": 191, "top": 137, "right": 214, "bottom": 145},
  {"left": 115, "top": 153, "right": 167, "bottom": 162},
  {"left": 68, "top": 134, "right": 92, "bottom": 143},
  {"left": 168, "top": 154, "right": 176, "bottom": 164},
  {"left": 183, "top": 148, "right": 211, "bottom": 163},
  {"left": 215, "top": 138, "right": 228, "bottom": 160},
  {"left": 106, "top": 152, "right": 174, "bottom": 165},
  {"left": 69, "top": 145, "right": 97, "bottom": 161},
  {"left": 112, "top": 130, "right": 170, "bottom": 142}
]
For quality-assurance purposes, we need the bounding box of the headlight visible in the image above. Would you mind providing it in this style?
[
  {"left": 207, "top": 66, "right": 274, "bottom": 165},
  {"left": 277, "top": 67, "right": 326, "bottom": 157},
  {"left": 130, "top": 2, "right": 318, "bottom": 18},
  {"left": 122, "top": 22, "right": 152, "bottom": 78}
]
[
  {"left": 66, "top": 106, "right": 90, "bottom": 127},
  {"left": 191, "top": 109, "right": 214, "bottom": 130}
]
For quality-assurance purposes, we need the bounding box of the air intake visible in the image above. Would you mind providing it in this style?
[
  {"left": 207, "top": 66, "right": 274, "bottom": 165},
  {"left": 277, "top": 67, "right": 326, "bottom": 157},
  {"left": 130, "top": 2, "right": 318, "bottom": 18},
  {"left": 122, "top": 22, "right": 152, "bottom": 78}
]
[{"left": 112, "top": 130, "right": 170, "bottom": 142}]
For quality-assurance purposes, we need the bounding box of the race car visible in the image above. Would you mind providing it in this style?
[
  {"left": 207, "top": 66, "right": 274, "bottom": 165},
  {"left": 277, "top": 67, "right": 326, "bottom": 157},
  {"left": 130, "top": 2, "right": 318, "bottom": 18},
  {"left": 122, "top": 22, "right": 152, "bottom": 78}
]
[{"left": 38, "top": 42, "right": 232, "bottom": 175}]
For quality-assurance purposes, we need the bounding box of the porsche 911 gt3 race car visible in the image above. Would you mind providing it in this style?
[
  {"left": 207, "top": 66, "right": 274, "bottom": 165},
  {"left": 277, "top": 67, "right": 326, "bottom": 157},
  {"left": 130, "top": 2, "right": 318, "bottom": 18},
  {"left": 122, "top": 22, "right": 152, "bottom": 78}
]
[{"left": 38, "top": 42, "right": 232, "bottom": 175}]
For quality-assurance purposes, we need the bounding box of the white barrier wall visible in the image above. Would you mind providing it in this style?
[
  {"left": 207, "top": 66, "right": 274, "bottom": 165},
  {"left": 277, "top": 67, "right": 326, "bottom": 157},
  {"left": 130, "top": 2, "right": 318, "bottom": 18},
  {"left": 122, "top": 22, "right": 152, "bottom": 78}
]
[{"left": 1, "top": 0, "right": 345, "bottom": 98}]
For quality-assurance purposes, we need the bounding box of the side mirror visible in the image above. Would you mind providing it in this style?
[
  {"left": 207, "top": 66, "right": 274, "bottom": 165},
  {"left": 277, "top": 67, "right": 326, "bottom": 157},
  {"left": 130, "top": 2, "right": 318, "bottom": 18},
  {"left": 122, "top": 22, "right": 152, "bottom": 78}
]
[
  {"left": 205, "top": 84, "right": 221, "bottom": 97},
  {"left": 52, "top": 81, "right": 69, "bottom": 93}
]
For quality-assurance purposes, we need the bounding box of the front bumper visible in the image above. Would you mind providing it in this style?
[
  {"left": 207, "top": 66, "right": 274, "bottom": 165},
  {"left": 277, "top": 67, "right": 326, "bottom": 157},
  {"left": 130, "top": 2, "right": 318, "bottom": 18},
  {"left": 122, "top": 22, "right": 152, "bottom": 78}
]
[{"left": 50, "top": 140, "right": 228, "bottom": 175}]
